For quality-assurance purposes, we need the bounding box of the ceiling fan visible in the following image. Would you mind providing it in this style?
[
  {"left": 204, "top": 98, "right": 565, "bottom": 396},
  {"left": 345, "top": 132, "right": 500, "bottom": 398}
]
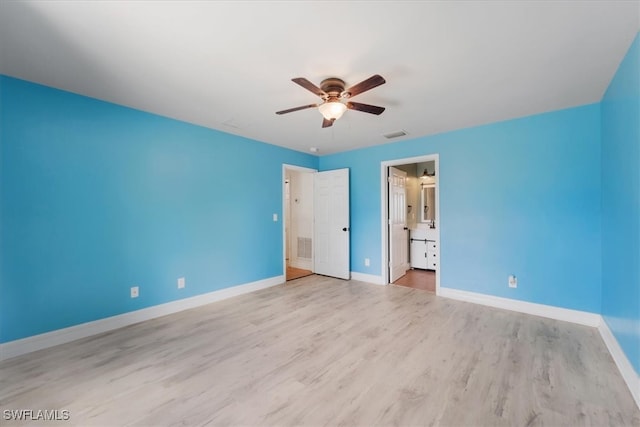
[{"left": 276, "top": 75, "right": 386, "bottom": 128}]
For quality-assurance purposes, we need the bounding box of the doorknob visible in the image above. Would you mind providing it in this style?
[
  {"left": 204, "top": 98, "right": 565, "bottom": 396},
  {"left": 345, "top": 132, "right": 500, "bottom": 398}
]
[
  {"left": 403, "top": 227, "right": 408, "bottom": 230},
  {"left": 342, "top": 227, "right": 350, "bottom": 232}
]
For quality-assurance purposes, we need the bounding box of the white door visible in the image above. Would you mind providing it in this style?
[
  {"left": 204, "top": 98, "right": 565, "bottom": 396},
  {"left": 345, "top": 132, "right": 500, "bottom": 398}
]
[
  {"left": 389, "top": 166, "right": 409, "bottom": 282},
  {"left": 314, "top": 168, "right": 350, "bottom": 279}
]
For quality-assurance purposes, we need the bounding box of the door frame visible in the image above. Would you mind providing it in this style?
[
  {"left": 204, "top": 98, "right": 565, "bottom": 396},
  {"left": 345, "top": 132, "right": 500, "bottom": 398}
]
[
  {"left": 282, "top": 164, "right": 317, "bottom": 278},
  {"left": 380, "top": 154, "right": 440, "bottom": 292}
]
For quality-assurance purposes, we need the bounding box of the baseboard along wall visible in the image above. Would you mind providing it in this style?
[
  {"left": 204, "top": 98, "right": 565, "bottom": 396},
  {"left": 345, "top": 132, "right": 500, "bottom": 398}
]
[
  {"left": 350, "top": 272, "right": 385, "bottom": 285},
  {"left": 438, "top": 287, "right": 601, "bottom": 327},
  {"left": 0, "top": 275, "right": 284, "bottom": 361}
]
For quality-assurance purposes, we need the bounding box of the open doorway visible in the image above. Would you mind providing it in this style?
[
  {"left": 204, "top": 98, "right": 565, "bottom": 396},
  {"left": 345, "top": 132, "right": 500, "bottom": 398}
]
[
  {"left": 381, "top": 155, "right": 440, "bottom": 293},
  {"left": 283, "top": 165, "right": 315, "bottom": 281}
]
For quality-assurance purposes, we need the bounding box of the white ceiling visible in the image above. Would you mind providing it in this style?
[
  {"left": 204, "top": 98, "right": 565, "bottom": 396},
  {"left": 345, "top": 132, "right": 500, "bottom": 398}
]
[{"left": 1, "top": 1, "right": 638, "bottom": 155}]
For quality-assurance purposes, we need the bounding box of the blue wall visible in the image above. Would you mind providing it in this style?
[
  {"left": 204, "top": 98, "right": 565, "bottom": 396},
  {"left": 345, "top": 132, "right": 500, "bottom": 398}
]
[
  {"left": 0, "top": 76, "right": 317, "bottom": 343},
  {"left": 601, "top": 33, "right": 640, "bottom": 374},
  {"left": 320, "top": 104, "right": 602, "bottom": 313}
]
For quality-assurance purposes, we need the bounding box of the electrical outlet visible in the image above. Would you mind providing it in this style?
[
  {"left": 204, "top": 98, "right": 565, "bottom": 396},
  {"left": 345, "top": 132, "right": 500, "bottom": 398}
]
[
  {"left": 177, "top": 277, "right": 185, "bottom": 289},
  {"left": 364, "top": 258, "right": 370, "bottom": 267},
  {"left": 508, "top": 275, "right": 517, "bottom": 288},
  {"left": 130, "top": 286, "right": 139, "bottom": 298},
  {"left": 273, "top": 213, "right": 278, "bottom": 222}
]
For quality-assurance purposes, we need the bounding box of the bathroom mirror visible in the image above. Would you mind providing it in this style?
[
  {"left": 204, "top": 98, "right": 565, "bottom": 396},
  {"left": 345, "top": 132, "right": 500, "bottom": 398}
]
[{"left": 421, "top": 184, "right": 436, "bottom": 224}]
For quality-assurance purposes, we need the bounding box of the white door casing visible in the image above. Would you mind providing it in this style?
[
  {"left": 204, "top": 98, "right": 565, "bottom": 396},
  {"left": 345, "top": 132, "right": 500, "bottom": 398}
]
[
  {"left": 389, "top": 166, "right": 409, "bottom": 282},
  {"left": 314, "top": 168, "right": 350, "bottom": 280},
  {"left": 282, "top": 164, "right": 317, "bottom": 278},
  {"left": 380, "top": 154, "right": 439, "bottom": 291}
]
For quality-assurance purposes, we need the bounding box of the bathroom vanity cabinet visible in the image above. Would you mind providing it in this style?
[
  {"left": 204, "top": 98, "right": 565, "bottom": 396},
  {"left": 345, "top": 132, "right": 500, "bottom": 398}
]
[{"left": 410, "top": 227, "right": 438, "bottom": 270}]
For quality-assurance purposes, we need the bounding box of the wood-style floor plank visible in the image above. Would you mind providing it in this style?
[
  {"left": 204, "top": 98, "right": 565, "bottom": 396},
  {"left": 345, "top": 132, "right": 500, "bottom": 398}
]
[
  {"left": 393, "top": 269, "right": 436, "bottom": 292},
  {"left": 286, "top": 266, "right": 313, "bottom": 281},
  {"left": 1, "top": 275, "right": 638, "bottom": 426}
]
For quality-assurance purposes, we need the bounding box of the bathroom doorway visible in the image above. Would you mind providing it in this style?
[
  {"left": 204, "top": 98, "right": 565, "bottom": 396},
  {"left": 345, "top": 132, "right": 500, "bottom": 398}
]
[
  {"left": 381, "top": 155, "right": 440, "bottom": 293},
  {"left": 283, "top": 165, "right": 315, "bottom": 281}
]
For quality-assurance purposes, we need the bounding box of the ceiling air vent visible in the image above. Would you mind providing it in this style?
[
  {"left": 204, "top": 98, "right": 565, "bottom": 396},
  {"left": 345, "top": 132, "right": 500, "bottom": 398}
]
[{"left": 383, "top": 130, "right": 407, "bottom": 139}]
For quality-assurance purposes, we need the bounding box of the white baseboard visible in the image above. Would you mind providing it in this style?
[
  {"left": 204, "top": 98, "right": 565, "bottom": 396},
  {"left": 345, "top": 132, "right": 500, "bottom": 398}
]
[
  {"left": 438, "top": 287, "right": 601, "bottom": 327},
  {"left": 350, "top": 272, "right": 385, "bottom": 285},
  {"left": 0, "top": 275, "right": 284, "bottom": 361},
  {"left": 598, "top": 318, "right": 640, "bottom": 409}
]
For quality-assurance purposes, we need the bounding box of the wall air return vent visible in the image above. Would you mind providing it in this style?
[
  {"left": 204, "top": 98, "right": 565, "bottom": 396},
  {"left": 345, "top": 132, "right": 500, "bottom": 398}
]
[{"left": 297, "top": 237, "right": 312, "bottom": 259}]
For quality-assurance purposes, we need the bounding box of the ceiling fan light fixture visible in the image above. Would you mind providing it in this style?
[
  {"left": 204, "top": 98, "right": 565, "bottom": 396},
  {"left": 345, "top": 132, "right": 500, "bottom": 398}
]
[
  {"left": 318, "top": 100, "right": 347, "bottom": 121},
  {"left": 276, "top": 75, "right": 386, "bottom": 128}
]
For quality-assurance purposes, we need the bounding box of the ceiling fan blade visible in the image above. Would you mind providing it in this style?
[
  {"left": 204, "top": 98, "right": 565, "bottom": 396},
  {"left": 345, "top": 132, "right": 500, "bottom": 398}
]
[
  {"left": 345, "top": 74, "right": 386, "bottom": 97},
  {"left": 347, "top": 102, "right": 385, "bottom": 115},
  {"left": 292, "top": 77, "right": 326, "bottom": 98},
  {"left": 322, "top": 118, "right": 334, "bottom": 128},
  {"left": 275, "top": 104, "right": 318, "bottom": 115}
]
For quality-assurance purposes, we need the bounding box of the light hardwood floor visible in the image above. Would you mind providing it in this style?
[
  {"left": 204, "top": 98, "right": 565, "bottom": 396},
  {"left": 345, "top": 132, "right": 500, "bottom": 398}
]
[
  {"left": 1, "top": 275, "right": 638, "bottom": 426},
  {"left": 286, "top": 266, "right": 313, "bottom": 281},
  {"left": 394, "top": 269, "right": 436, "bottom": 292}
]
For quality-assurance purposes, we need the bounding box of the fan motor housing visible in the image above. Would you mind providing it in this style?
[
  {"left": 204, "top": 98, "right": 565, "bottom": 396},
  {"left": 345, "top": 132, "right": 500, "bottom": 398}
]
[{"left": 320, "top": 78, "right": 346, "bottom": 97}]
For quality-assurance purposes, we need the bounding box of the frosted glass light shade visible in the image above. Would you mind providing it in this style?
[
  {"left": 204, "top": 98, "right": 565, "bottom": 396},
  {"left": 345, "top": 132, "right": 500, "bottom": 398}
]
[{"left": 318, "top": 101, "right": 347, "bottom": 120}]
